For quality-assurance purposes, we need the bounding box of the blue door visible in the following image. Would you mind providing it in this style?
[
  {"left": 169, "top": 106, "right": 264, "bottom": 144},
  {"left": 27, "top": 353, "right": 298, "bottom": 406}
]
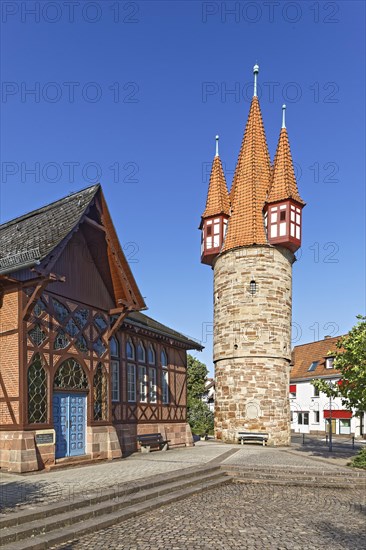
[{"left": 53, "top": 393, "right": 86, "bottom": 459}]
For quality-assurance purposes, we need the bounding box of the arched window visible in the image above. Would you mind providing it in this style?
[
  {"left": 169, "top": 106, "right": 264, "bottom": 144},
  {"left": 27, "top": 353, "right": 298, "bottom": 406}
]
[
  {"left": 161, "top": 349, "right": 168, "bottom": 368},
  {"left": 137, "top": 341, "right": 146, "bottom": 363},
  {"left": 93, "top": 363, "right": 108, "bottom": 421},
  {"left": 148, "top": 344, "right": 155, "bottom": 365},
  {"left": 54, "top": 359, "right": 88, "bottom": 390},
  {"left": 110, "top": 336, "right": 119, "bottom": 358},
  {"left": 126, "top": 338, "right": 135, "bottom": 360},
  {"left": 27, "top": 353, "right": 47, "bottom": 423}
]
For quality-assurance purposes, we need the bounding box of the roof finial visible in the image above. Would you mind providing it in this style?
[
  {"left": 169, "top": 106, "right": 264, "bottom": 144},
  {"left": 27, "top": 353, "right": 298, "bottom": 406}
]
[
  {"left": 253, "top": 64, "right": 259, "bottom": 97},
  {"left": 282, "top": 104, "right": 286, "bottom": 129},
  {"left": 215, "top": 134, "right": 219, "bottom": 157}
]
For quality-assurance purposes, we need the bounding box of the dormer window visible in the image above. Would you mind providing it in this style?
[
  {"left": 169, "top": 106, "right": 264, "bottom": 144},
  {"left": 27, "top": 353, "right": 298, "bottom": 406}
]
[
  {"left": 325, "top": 357, "right": 334, "bottom": 369},
  {"left": 308, "top": 361, "right": 318, "bottom": 372}
]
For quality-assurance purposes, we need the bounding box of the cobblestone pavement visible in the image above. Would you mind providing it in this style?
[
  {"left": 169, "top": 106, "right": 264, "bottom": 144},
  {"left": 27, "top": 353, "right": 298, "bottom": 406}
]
[
  {"left": 54, "top": 483, "right": 366, "bottom": 550},
  {"left": 0, "top": 443, "right": 231, "bottom": 513},
  {"left": 0, "top": 441, "right": 360, "bottom": 514}
]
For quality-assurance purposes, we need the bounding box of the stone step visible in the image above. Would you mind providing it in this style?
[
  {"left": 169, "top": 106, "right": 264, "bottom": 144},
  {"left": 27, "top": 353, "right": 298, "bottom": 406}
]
[
  {"left": 0, "top": 463, "right": 221, "bottom": 530},
  {"left": 231, "top": 477, "right": 362, "bottom": 490},
  {"left": 221, "top": 464, "right": 366, "bottom": 481},
  {"left": 222, "top": 466, "right": 366, "bottom": 489},
  {"left": 46, "top": 455, "right": 105, "bottom": 471},
  {"left": 1, "top": 475, "right": 230, "bottom": 550}
]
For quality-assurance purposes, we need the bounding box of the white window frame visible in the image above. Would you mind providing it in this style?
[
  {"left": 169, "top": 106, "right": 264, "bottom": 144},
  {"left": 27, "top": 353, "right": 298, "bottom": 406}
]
[
  {"left": 325, "top": 357, "right": 334, "bottom": 369},
  {"left": 149, "top": 367, "right": 157, "bottom": 403},
  {"left": 138, "top": 365, "right": 148, "bottom": 403},
  {"left": 162, "top": 369, "right": 169, "bottom": 405},
  {"left": 127, "top": 363, "right": 136, "bottom": 402},
  {"left": 111, "top": 360, "right": 120, "bottom": 402}
]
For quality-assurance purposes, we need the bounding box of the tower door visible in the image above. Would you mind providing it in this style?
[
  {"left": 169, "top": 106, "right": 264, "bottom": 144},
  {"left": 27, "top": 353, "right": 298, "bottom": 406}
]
[{"left": 53, "top": 393, "right": 87, "bottom": 458}]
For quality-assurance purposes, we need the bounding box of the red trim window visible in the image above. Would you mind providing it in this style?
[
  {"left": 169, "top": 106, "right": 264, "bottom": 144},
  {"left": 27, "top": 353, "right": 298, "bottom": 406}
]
[{"left": 289, "top": 384, "right": 296, "bottom": 396}]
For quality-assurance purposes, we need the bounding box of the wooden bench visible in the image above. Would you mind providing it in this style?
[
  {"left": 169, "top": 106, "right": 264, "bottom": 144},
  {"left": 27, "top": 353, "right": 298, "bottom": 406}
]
[
  {"left": 237, "top": 432, "right": 269, "bottom": 447},
  {"left": 137, "top": 433, "right": 169, "bottom": 453}
]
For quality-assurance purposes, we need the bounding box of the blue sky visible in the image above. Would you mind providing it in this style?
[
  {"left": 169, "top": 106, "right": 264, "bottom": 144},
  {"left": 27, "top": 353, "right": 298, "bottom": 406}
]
[{"left": 1, "top": 1, "right": 365, "bottom": 373}]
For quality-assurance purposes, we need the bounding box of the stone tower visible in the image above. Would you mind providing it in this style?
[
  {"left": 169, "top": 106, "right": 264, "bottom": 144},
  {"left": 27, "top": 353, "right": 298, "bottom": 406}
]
[{"left": 200, "top": 66, "right": 305, "bottom": 446}]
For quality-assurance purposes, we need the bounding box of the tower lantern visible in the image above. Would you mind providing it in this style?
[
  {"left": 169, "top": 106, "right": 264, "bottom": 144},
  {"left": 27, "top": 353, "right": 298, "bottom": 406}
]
[
  {"left": 200, "top": 135, "right": 230, "bottom": 266},
  {"left": 264, "top": 105, "right": 305, "bottom": 252}
]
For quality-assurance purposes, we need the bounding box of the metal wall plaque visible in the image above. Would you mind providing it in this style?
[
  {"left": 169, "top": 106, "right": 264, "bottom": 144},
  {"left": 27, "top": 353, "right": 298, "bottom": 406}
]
[{"left": 35, "top": 430, "right": 55, "bottom": 446}]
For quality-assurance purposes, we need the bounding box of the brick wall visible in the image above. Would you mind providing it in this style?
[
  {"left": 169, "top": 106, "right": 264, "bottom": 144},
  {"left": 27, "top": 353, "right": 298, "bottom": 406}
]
[{"left": 0, "top": 291, "right": 20, "bottom": 425}]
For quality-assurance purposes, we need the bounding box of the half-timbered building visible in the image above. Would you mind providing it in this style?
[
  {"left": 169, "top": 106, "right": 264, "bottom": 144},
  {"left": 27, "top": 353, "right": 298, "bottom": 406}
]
[{"left": 0, "top": 184, "right": 202, "bottom": 472}]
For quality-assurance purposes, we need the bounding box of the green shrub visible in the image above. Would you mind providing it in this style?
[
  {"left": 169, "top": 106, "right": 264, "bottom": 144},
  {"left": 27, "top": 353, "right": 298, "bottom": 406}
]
[{"left": 350, "top": 447, "right": 366, "bottom": 469}]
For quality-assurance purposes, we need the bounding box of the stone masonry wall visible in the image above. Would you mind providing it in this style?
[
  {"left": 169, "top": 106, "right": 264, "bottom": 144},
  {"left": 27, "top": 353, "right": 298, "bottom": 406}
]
[{"left": 213, "top": 245, "right": 294, "bottom": 446}]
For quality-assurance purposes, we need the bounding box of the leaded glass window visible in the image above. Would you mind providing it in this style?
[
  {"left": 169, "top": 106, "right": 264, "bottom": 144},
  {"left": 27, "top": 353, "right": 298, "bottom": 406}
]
[
  {"left": 75, "top": 334, "right": 88, "bottom": 353},
  {"left": 28, "top": 324, "right": 46, "bottom": 346},
  {"left": 34, "top": 299, "right": 46, "bottom": 317},
  {"left": 65, "top": 318, "right": 79, "bottom": 337},
  {"left": 28, "top": 354, "right": 47, "bottom": 423},
  {"left": 54, "top": 330, "right": 70, "bottom": 350},
  {"left": 94, "top": 314, "right": 107, "bottom": 331},
  {"left": 54, "top": 359, "right": 88, "bottom": 390},
  {"left": 148, "top": 344, "right": 155, "bottom": 365},
  {"left": 93, "top": 337, "right": 106, "bottom": 357},
  {"left": 93, "top": 363, "right": 108, "bottom": 420},
  {"left": 52, "top": 298, "right": 69, "bottom": 322},
  {"left": 74, "top": 308, "right": 89, "bottom": 328},
  {"left": 137, "top": 342, "right": 146, "bottom": 363}
]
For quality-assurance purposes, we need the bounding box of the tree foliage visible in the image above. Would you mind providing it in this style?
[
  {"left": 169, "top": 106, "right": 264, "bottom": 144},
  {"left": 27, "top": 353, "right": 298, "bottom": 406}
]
[
  {"left": 312, "top": 315, "right": 366, "bottom": 412},
  {"left": 187, "top": 399, "right": 214, "bottom": 435},
  {"left": 186, "top": 354, "right": 213, "bottom": 435},
  {"left": 187, "top": 354, "right": 208, "bottom": 400}
]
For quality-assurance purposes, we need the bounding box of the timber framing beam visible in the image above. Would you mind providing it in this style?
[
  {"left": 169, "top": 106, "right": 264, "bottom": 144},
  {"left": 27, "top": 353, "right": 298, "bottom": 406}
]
[
  {"left": 22, "top": 272, "right": 66, "bottom": 321},
  {"left": 105, "top": 308, "right": 131, "bottom": 341},
  {"left": 83, "top": 216, "right": 106, "bottom": 232}
]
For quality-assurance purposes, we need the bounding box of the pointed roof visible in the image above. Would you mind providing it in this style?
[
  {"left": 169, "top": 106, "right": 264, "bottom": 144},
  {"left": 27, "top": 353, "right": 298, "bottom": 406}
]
[
  {"left": 0, "top": 185, "right": 100, "bottom": 271},
  {"left": 222, "top": 96, "right": 272, "bottom": 251},
  {"left": 267, "top": 127, "right": 305, "bottom": 205},
  {"left": 201, "top": 153, "right": 230, "bottom": 219},
  {"left": 0, "top": 184, "right": 146, "bottom": 311}
]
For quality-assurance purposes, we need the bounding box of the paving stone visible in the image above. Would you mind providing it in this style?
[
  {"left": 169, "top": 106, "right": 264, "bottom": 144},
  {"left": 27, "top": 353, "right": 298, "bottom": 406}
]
[{"left": 53, "top": 483, "right": 365, "bottom": 549}]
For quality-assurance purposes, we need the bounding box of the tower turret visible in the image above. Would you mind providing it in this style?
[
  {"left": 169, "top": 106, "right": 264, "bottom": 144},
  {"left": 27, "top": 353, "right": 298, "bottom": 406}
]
[
  {"left": 200, "top": 136, "right": 230, "bottom": 266},
  {"left": 264, "top": 105, "right": 305, "bottom": 252}
]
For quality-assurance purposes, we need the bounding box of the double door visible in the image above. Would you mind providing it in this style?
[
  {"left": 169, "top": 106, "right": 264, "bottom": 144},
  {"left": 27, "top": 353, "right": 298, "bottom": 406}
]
[{"left": 53, "top": 393, "right": 87, "bottom": 458}]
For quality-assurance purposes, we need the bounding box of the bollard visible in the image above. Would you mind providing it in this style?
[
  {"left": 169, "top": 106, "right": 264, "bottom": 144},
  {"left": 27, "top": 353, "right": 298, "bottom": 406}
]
[
  {"left": 352, "top": 436, "right": 355, "bottom": 450},
  {"left": 302, "top": 433, "right": 305, "bottom": 445}
]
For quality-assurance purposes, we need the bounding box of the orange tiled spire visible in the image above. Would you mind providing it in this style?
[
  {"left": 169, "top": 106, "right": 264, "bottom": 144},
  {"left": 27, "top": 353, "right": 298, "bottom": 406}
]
[
  {"left": 223, "top": 65, "right": 271, "bottom": 251},
  {"left": 201, "top": 136, "right": 230, "bottom": 219},
  {"left": 267, "top": 105, "right": 305, "bottom": 205}
]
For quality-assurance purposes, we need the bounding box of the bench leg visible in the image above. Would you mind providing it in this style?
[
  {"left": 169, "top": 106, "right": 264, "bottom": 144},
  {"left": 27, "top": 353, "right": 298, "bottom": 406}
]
[
  {"left": 141, "top": 445, "right": 151, "bottom": 453},
  {"left": 241, "top": 439, "right": 244, "bottom": 446},
  {"left": 161, "top": 443, "right": 168, "bottom": 451}
]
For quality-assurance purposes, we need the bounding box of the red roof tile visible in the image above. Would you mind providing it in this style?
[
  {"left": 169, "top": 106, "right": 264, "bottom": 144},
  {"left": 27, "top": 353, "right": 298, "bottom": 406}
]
[
  {"left": 222, "top": 97, "right": 271, "bottom": 250},
  {"left": 202, "top": 155, "right": 230, "bottom": 219},
  {"left": 267, "top": 128, "right": 305, "bottom": 205}
]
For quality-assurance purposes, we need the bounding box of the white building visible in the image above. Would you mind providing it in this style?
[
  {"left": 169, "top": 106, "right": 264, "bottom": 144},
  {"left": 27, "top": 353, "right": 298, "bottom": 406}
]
[
  {"left": 202, "top": 378, "right": 215, "bottom": 412},
  {"left": 290, "top": 336, "right": 365, "bottom": 437}
]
